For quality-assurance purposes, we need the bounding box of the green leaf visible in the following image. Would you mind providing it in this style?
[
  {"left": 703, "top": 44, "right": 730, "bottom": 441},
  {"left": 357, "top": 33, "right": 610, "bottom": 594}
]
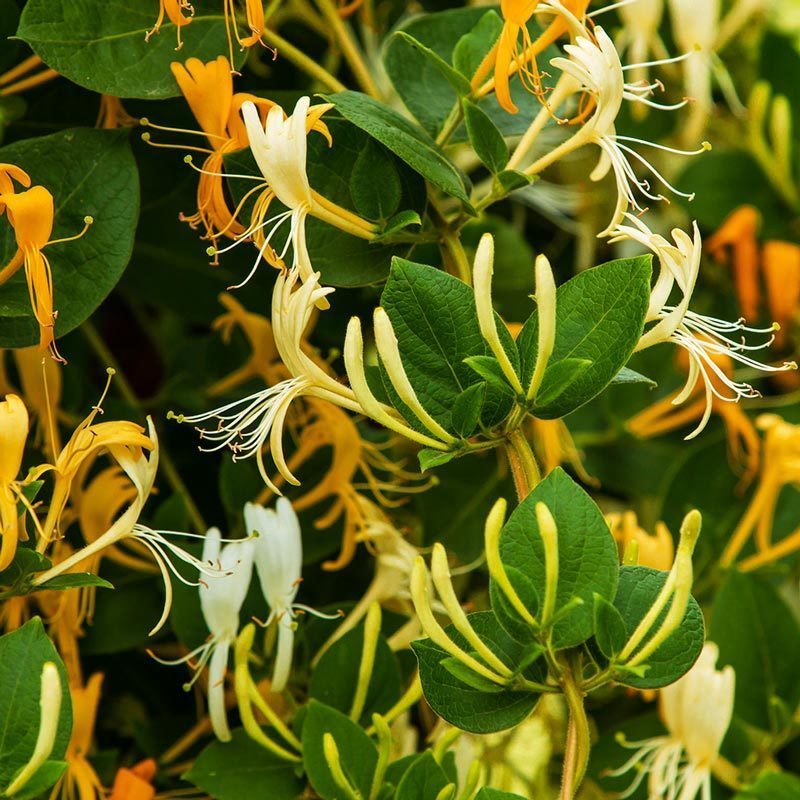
[
  {"left": 451, "top": 383, "right": 486, "bottom": 438},
  {"left": 0, "top": 548, "right": 50, "bottom": 594},
  {"left": 225, "top": 118, "right": 425, "bottom": 286},
  {"left": 516, "top": 256, "right": 652, "bottom": 419},
  {"left": 532, "top": 357, "right": 593, "bottom": 410},
  {"left": 34, "top": 574, "right": 114, "bottom": 592},
  {"left": 376, "top": 210, "right": 422, "bottom": 241},
  {"left": 611, "top": 566, "right": 705, "bottom": 690},
  {"left": 453, "top": 11, "right": 503, "bottom": 78},
  {"left": 418, "top": 448, "right": 457, "bottom": 472},
  {"left": 475, "top": 790, "right": 527, "bottom": 800},
  {"left": 733, "top": 772, "right": 800, "bottom": 800},
  {"left": 350, "top": 139, "right": 402, "bottom": 222},
  {"left": 323, "top": 91, "right": 471, "bottom": 205},
  {"left": 490, "top": 468, "right": 619, "bottom": 649},
  {"left": 380, "top": 258, "right": 515, "bottom": 434},
  {"left": 710, "top": 571, "right": 800, "bottom": 730},
  {"left": 611, "top": 366, "right": 657, "bottom": 387},
  {"left": 17, "top": 1, "right": 244, "bottom": 99},
  {"left": 593, "top": 594, "right": 628, "bottom": 659},
  {"left": 395, "top": 751, "right": 451, "bottom": 800},
  {"left": 302, "top": 700, "right": 378, "bottom": 800},
  {"left": 412, "top": 611, "right": 544, "bottom": 734},
  {"left": 463, "top": 355, "right": 515, "bottom": 395},
  {"left": 463, "top": 99, "right": 509, "bottom": 173},
  {"left": 0, "top": 128, "right": 139, "bottom": 348},
  {"left": 8, "top": 761, "right": 67, "bottom": 800},
  {"left": 183, "top": 729, "right": 303, "bottom": 799},
  {"left": 495, "top": 169, "right": 534, "bottom": 194},
  {"left": 0, "top": 618, "right": 72, "bottom": 790},
  {"left": 309, "top": 622, "right": 402, "bottom": 726},
  {"left": 393, "top": 32, "right": 472, "bottom": 97}
]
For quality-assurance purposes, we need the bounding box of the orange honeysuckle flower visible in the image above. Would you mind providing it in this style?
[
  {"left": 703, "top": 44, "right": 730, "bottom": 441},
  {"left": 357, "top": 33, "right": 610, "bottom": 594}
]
[
  {"left": 109, "top": 760, "right": 157, "bottom": 800},
  {"left": 706, "top": 205, "right": 761, "bottom": 322},
  {"left": 36, "top": 373, "right": 155, "bottom": 548},
  {"left": 224, "top": 0, "right": 271, "bottom": 58},
  {"left": 145, "top": 56, "right": 275, "bottom": 260},
  {"left": 762, "top": 240, "right": 800, "bottom": 349},
  {"left": 0, "top": 185, "right": 92, "bottom": 362},
  {"left": 628, "top": 347, "right": 760, "bottom": 487},
  {"left": 530, "top": 417, "right": 597, "bottom": 486},
  {"left": 0, "top": 163, "right": 31, "bottom": 195},
  {"left": 0, "top": 394, "right": 33, "bottom": 571},
  {"left": 476, "top": 0, "right": 592, "bottom": 113},
  {"left": 721, "top": 414, "right": 800, "bottom": 570},
  {"left": 606, "top": 510, "right": 674, "bottom": 571},
  {"left": 50, "top": 673, "right": 106, "bottom": 800},
  {"left": 96, "top": 95, "right": 138, "bottom": 130},
  {"left": 0, "top": 55, "right": 58, "bottom": 97},
  {"left": 146, "top": 0, "right": 194, "bottom": 50},
  {"left": 337, "top": 0, "right": 365, "bottom": 17}
]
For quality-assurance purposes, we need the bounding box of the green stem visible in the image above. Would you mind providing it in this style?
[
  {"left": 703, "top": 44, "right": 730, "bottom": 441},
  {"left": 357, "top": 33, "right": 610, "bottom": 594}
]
[
  {"left": 428, "top": 198, "right": 471, "bottom": 285},
  {"left": 261, "top": 26, "right": 347, "bottom": 92},
  {"left": 559, "top": 659, "right": 590, "bottom": 800},
  {"left": 80, "top": 320, "right": 208, "bottom": 535},
  {"left": 315, "top": 0, "right": 380, "bottom": 97},
  {"left": 435, "top": 103, "right": 465, "bottom": 147}
]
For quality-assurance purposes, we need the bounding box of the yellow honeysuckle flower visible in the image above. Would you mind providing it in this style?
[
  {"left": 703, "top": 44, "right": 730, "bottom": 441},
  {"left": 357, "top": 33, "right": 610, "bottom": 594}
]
[
  {"left": 0, "top": 55, "right": 58, "bottom": 97},
  {"left": 146, "top": 0, "right": 193, "bottom": 49},
  {"left": 606, "top": 511, "right": 674, "bottom": 571},
  {"left": 0, "top": 394, "right": 34, "bottom": 571},
  {"left": 762, "top": 240, "right": 800, "bottom": 350},
  {"left": 721, "top": 414, "right": 800, "bottom": 570},
  {"left": 50, "top": 672, "right": 106, "bottom": 800},
  {"left": 628, "top": 347, "right": 761, "bottom": 487},
  {"left": 530, "top": 417, "right": 596, "bottom": 486},
  {"left": 0, "top": 185, "right": 92, "bottom": 362},
  {"left": 108, "top": 759, "right": 157, "bottom": 800},
  {"left": 706, "top": 205, "right": 761, "bottom": 322}
]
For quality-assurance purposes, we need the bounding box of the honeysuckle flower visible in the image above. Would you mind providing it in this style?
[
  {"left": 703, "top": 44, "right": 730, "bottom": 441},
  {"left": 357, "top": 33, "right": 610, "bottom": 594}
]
[
  {"left": 537, "top": 21, "right": 707, "bottom": 234},
  {"left": 610, "top": 643, "right": 734, "bottom": 800},
  {"left": 108, "top": 760, "right": 157, "bottom": 800},
  {"left": 606, "top": 510, "right": 674, "bottom": 571},
  {"left": 246, "top": 498, "right": 337, "bottom": 692},
  {"left": 0, "top": 162, "right": 30, "bottom": 195},
  {"left": 611, "top": 213, "right": 796, "bottom": 437},
  {"left": 148, "top": 56, "right": 275, "bottom": 259},
  {"left": 146, "top": 0, "right": 193, "bottom": 49},
  {"left": 152, "top": 527, "right": 255, "bottom": 741},
  {"left": 628, "top": 347, "right": 761, "bottom": 485},
  {"left": 96, "top": 95, "right": 137, "bottom": 130},
  {"left": 172, "top": 271, "right": 455, "bottom": 494},
  {"left": 0, "top": 55, "right": 57, "bottom": 97},
  {"left": 4, "top": 661, "right": 61, "bottom": 797},
  {"left": 231, "top": 96, "right": 376, "bottom": 293},
  {"left": 0, "top": 394, "right": 33, "bottom": 571},
  {"left": 223, "top": 0, "right": 273, "bottom": 67},
  {"left": 721, "top": 414, "right": 800, "bottom": 570},
  {"left": 530, "top": 418, "right": 596, "bottom": 486},
  {"left": 617, "top": 0, "right": 666, "bottom": 92},
  {"left": 705, "top": 205, "right": 761, "bottom": 321},
  {"left": 50, "top": 672, "right": 105, "bottom": 800},
  {"left": 0, "top": 185, "right": 92, "bottom": 361},
  {"left": 762, "top": 240, "right": 800, "bottom": 348}
]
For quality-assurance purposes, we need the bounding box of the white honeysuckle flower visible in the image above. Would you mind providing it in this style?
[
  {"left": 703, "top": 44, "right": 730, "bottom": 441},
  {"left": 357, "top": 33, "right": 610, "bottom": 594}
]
[
  {"left": 246, "top": 498, "right": 339, "bottom": 693},
  {"left": 618, "top": 0, "right": 666, "bottom": 91},
  {"left": 150, "top": 528, "right": 255, "bottom": 742},
  {"left": 171, "top": 271, "right": 452, "bottom": 493},
  {"left": 542, "top": 15, "right": 706, "bottom": 235},
  {"left": 610, "top": 643, "right": 735, "bottom": 800},
  {"left": 610, "top": 213, "right": 796, "bottom": 437}
]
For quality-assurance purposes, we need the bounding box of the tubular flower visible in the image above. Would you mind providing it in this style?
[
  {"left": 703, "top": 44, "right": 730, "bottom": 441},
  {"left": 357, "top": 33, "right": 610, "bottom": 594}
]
[
  {"left": 617, "top": 0, "right": 666, "bottom": 91},
  {"left": 0, "top": 185, "right": 92, "bottom": 361},
  {"left": 611, "top": 213, "right": 796, "bottom": 438},
  {"left": 721, "top": 414, "right": 800, "bottom": 570},
  {"left": 246, "top": 499, "right": 338, "bottom": 692},
  {"left": 50, "top": 673, "right": 105, "bottom": 800},
  {"left": 705, "top": 206, "right": 761, "bottom": 322},
  {"left": 108, "top": 760, "right": 157, "bottom": 800},
  {"left": 762, "top": 240, "right": 800, "bottom": 349},
  {"left": 530, "top": 417, "right": 596, "bottom": 485},
  {"left": 609, "top": 643, "right": 734, "bottom": 800},
  {"left": 223, "top": 0, "right": 274, "bottom": 68},
  {"left": 171, "top": 270, "right": 454, "bottom": 494},
  {"left": 146, "top": 0, "right": 193, "bottom": 49},
  {"left": 260, "top": 398, "right": 433, "bottom": 571},
  {"left": 232, "top": 96, "right": 375, "bottom": 292},
  {"left": 0, "top": 394, "right": 36, "bottom": 571},
  {"left": 606, "top": 511, "right": 674, "bottom": 571},
  {"left": 0, "top": 163, "right": 31, "bottom": 195},
  {"left": 151, "top": 527, "right": 255, "bottom": 742},
  {"left": 478, "top": 0, "right": 591, "bottom": 113},
  {"left": 96, "top": 95, "right": 138, "bottom": 130},
  {"left": 153, "top": 56, "right": 275, "bottom": 260},
  {"left": 628, "top": 347, "right": 760, "bottom": 485},
  {"left": 542, "top": 21, "right": 706, "bottom": 235}
]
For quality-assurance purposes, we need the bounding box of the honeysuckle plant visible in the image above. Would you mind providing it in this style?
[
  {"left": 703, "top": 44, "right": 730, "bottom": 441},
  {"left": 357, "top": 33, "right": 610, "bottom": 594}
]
[{"left": 2, "top": 2, "right": 800, "bottom": 800}]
